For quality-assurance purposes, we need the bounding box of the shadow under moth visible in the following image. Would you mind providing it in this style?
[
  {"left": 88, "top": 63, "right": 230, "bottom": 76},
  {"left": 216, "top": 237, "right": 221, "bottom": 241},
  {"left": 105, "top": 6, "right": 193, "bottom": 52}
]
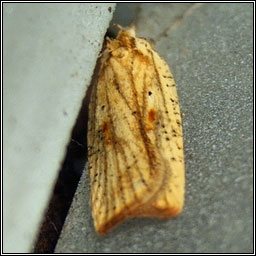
[{"left": 87, "top": 24, "right": 185, "bottom": 235}]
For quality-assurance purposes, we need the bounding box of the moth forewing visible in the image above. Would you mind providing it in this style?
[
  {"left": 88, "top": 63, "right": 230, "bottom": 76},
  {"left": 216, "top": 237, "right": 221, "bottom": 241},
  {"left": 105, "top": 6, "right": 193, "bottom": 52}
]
[{"left": 87, "top": 25, "right": 185, "bottom": 235}]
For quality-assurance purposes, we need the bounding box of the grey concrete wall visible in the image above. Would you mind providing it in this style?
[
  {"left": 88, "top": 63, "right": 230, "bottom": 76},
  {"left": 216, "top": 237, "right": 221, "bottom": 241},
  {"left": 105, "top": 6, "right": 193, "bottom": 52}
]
[{"left": 3, "top": 3, "right": 115, "bottom": 253}]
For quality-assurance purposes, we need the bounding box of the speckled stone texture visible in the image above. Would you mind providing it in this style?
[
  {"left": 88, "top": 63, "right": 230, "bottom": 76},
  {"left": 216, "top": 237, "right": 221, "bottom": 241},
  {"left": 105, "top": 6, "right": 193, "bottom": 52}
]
[{"left": 55, "top": 3, "right": 253, "bottom": 253}]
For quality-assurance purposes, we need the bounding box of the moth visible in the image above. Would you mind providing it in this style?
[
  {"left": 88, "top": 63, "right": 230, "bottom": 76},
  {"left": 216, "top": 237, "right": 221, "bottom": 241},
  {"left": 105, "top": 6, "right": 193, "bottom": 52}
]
[{"left": 87, "top": 24, "right": 185, "bottom": 235}]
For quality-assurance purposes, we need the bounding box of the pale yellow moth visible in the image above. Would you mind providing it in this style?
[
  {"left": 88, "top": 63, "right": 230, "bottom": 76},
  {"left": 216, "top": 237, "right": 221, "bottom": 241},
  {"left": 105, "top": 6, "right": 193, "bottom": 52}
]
[{"left": 87, "top": 24, "right": 185, "bottom": 235}]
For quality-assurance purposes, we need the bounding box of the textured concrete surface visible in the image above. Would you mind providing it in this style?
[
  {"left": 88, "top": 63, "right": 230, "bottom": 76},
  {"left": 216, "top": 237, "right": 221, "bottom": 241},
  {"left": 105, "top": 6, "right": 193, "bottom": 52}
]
[
  {"left": 55, "top": 3, "right": 253, "bottom": 253},
  {"left": 3, "top": 3, "right": 115, "bottom": 253}
]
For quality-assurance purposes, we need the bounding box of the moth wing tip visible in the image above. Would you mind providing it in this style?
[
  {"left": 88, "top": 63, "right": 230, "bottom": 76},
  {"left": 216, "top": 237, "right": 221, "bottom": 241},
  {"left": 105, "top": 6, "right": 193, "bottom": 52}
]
[{"left": 166, "top": 203, "right": 184, "bottom": 218}]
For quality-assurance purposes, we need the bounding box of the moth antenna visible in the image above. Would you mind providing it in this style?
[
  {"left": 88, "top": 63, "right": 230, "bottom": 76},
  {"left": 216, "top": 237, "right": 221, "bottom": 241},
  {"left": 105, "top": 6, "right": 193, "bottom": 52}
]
[
  {"left": 113, "top": 23, "right": 123, "bottom": 30},
  {"left": 128, "top": 22, "right": 135, "bottom": 30}
]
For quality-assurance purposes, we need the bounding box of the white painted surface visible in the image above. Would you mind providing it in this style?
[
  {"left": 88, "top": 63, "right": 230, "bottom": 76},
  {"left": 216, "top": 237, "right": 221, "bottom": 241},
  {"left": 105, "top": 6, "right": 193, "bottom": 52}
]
[{"left": 3, "top": 3, "right": 115, "bottom": 253}]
